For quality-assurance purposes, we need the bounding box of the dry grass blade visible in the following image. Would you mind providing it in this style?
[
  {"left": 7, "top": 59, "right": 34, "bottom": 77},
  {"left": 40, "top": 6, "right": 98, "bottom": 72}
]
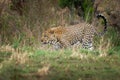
[{"left": 0, "top": 0, "right": 6, "bottom": 16}]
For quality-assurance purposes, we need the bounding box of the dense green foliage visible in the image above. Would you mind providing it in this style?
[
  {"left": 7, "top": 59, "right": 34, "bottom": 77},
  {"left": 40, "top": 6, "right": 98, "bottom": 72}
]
[
  {"left": 58, "top": 0, "right": 80, "bottom": 8},
  {"left": 82, "top": 0, "right": 94, "bottom": 22},
  {"left": 58, "top": 0, "right": 94, "bottom": 22}
]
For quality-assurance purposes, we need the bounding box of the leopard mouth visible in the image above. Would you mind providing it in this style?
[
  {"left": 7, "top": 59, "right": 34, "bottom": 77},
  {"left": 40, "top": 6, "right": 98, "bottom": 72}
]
[{"left": 42, "top": 42, "right": 48, "bottom": 44}]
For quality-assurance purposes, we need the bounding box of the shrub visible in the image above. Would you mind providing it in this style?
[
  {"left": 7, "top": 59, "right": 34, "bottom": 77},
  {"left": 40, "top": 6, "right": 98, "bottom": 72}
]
[{"left": 58, "top": 0, "right": 94, "bottom": 22}]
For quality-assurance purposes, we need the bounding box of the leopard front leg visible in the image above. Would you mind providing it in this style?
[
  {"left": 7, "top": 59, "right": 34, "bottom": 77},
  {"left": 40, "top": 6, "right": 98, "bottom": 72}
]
[
  {"left": 53, "top": 42, "right": 62, "bottom": 50},
  {"left": 59, "top": 38, "right": 71, "bottom": 49}
]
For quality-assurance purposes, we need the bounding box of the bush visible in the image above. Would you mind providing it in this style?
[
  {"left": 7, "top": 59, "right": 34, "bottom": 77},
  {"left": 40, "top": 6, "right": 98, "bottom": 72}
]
[{"left": 58, "top": 0, "right": 94, "bottom": 22}]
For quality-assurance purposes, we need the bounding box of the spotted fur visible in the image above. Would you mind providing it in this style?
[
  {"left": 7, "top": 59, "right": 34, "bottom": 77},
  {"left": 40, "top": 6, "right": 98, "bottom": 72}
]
[{"left": 41, "top": 14, "right": 107, "bottom": 50}]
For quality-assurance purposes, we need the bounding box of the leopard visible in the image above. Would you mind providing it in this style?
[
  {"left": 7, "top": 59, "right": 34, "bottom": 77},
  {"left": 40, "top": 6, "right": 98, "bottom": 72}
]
[{"left": 41, "top": 14, "right": 107, "bottom": 50}]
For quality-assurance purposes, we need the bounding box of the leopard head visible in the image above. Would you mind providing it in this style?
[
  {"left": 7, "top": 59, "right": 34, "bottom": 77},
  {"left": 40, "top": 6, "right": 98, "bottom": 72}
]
[{"left": 41, "top": 28, "right": 58, "bottom": 45}]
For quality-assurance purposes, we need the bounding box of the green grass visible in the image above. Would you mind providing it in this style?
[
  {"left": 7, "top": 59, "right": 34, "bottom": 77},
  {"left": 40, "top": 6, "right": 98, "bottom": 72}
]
[
  {"left": 0, "top": 51, "right": 12, "bottom": 63},
  {"left": 0, "top": 48, "right": 120, "bottom": 80}
]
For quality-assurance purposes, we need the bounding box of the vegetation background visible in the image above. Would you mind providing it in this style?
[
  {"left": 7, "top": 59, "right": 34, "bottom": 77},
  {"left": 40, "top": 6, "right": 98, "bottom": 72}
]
[{"left": 0, "top": 0, "right": 120, "bottom": 80}]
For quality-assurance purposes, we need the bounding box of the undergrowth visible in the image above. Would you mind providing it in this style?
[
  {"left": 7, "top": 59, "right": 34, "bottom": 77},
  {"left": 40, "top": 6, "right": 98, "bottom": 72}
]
[{"left": 0, "top": 45, "right": 120, "bottom": 80}]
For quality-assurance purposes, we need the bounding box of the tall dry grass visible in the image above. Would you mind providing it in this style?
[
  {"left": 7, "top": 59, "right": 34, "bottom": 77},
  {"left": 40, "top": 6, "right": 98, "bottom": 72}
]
[{"left": 0, "top": 0, "right": 72, "bottom": 47}]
